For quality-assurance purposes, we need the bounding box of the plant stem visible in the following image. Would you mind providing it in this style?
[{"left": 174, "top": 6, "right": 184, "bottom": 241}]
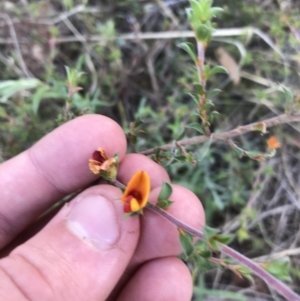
[
  {"left": 147, "top": 202, "right": 300, "bottom": 301},
  {"left": 196, "top": 41, "right": 210, "bottom": 135},
  {"left": 140, "top": 113, "right": 300, "bottom": 155}
]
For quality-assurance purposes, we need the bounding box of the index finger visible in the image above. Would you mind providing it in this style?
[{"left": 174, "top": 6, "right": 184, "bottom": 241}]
[{"left": 0, "top": 114, "right": 127, "bottom": 248}]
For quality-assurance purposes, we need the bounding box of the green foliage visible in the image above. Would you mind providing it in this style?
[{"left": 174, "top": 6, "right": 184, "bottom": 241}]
[
  {"left": 194, "top": 276, "right": 247, "bottom": 300},
  {"left": 177, "top": 42, "right": 197, "bottom": 64},
  {"left": 262, "top": 259, "right": 292, "bottom": 282},
  {"left": 179, "top": 229, "right": 195, "bottom": 259},
  {"left": 157, "top": 182, "right": 173, "bottom": 209},
  {"left": 187, "top": 0, "right": 222, "bottom": 43}
]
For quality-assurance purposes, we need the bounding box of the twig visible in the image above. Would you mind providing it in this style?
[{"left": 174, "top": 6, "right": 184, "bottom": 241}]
[
  {"left": 254, "top": 247, "right": 300, "bottom": 262},
  {"left": 146, "top": 202, "right": 300, "bottom": 301},
  {"left": 0, "top": 13, "right": 31, "bottom": 78},
  {"left": 140, "top": 114, "right": 300, "bottom": 155}
]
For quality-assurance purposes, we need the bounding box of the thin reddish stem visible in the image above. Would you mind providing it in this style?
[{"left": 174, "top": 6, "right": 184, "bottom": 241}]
[{"left": 146, "top": 202, "right": 300, "bottom": 301}]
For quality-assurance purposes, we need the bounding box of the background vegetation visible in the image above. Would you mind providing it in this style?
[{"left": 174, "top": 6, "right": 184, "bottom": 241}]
[{"left": 1, "top": 0, "right": 300, "bottom": 300}]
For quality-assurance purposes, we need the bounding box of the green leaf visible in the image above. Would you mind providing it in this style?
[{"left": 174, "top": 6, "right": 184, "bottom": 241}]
[
  {"left": 158, "top": 182, "right": 173, "bottom": 201},
  {"left": 177, "top": 42, "right": 197, "bottom": 64},
  {"left": 235, "top": 265, "right": 254, "bottom": 283},
  {"left": 157, "top": 199, "right": 174, "bottom": 210},
  {"left": 193, "top": 83, "right": 204, "bottom": 95},
  {"left": 208, "top": 238, "right": 221, "bottom": 251},
  {"left": 189, "top": 0, "right": 204, "bottom": 20},
  {"left": 65, "top": 66, "right": 84, "bottom": 86},
  {"left": 179, "top": 229, "right": 194, "bottom": 258},
  {"left": 237, "top": 227, "right": 250, "bottom": 242},
  {"left": 208, "top": 7, "right": 224, "bottom": 19},
  {"left": 214, "top": 234, "right": 234, "bottom": 245},
  {"left": 244, "top": 149, "right": 276, "bottom": 161},
  {"left": 186, "top": 122, "right": 205, "bottom": 134},
  {"left": 281, "top": 85, "right": 293, "bottom": 104},
  {"left": 231, "top": 144, "right": 244, "bottom": 158},
  {"left": 207, "top": 88, "right": 222, "bottom": 99},
  {"left": 0, "top": 79, "right": 41, "bottom": 103},
  {"left": 203, "top": 226, "right": 219, "bottom": 241},
  {"left": 262, "top": 259, "right": 292, "bottom": 282},
  {"left": 31, "top": 85, "right": 62, "bottom": 115},
  {"left": 175, "top": 126, "right": 186, "bottom": 140},
  {"left": 195, "top": 241, "right": 212, "bottom": 258},
  {"left": 209, "top": 110, "right": 220, "bottom": 123},
  {"left": 195, "top": 24, "right": 213, "bottom": 42},
  {"left": 206, "top": 65, "right": 227, "bottom": 79},
  {"left": 187, "top": 92, "right": 199, "bottom": 105}
]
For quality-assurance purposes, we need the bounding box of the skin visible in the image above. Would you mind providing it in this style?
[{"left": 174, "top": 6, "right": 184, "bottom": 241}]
[{"left": 0, "top": 114, "right": 205, "bottom": 301}]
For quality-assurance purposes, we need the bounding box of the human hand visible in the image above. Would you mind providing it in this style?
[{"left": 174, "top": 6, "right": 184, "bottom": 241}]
[{"left": 0, "top": 115, "right": 205, "bottom": 301}]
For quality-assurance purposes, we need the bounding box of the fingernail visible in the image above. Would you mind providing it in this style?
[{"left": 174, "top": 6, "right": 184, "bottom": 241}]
[{"left": 67, "top": 195, "right": 120, "bottom": 249}]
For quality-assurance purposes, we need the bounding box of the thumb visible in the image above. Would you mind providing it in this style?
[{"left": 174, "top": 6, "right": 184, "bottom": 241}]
[{"left": 0, "top": 185, "right": 140, "bottom": 301}]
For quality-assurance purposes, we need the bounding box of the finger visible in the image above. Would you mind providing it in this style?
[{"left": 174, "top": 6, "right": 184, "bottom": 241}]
[
  {"left": 110, "top": 154, "right": 204, "bottom": 300},
  {"left": 116, "top": 257, "right": 192, "bottom": 301},
  {"left": 1, "top": 152, "right": 168, "bottom": 256},
  {"left": 0, "top": 184, "right": 139, "bottom": 301},
  {"left": 0, "top": 114, "right": 126, "bottom": 248},
  {"left": 135, "top": 184, "right": 205, "bottom": 262}
]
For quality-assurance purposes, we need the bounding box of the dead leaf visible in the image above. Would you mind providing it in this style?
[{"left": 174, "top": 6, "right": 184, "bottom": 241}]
[{"left": 215, "top": 47, "right": 240, "bottom": 85}]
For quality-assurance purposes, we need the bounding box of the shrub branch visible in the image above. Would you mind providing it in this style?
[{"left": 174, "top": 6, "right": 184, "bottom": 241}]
[
  {"left": 140, "top": 113, "right": 300, "bottom": 155},
  {"left": 147, "top": 202, "right": 300, "bottom": 301}
]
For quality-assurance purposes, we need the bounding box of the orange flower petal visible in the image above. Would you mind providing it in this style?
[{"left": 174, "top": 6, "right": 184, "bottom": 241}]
[
  {"left": 267, "top": 136, "right": 281, "bottom": 149},
  {"left": 121, "top": 170, "right": 151, "bottom": 213},
  {"left": 89, "top": 159, "right": 102, "bottom": 174},
  {"left": 92, "top": 148, "right": 108, "bottom": 163}
]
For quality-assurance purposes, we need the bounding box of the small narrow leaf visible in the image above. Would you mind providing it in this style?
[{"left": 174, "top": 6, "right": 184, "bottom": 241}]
[
  {"left": 281, "top": 85, "right": 293, "bottom": 104},
  {"left": 236, "top": 265, "right": 254, "bottom": 283},
  {"left": 186, "top": 122, "right": 205, "bottom": 134},
  {"left": 187, "top": 92, "right": 199, "bottom": 105},
  {"left": 262, "top": 259, "right": 291, "bottom": 282},
  {"left": 203, "top": 226, "right": 220, "bottom": 241},
  {"left": 207, "top": 88, "right": 222, "bottom": 99},
  {"left": 158, "top": 182, "right": 173, "bottom": 201},
  {"left": 206, "top": 65, "right": 227, "bottom": 79},
  {"left": 208, "top": 7, "right": 224, "bottom": 19},
  {"left": 231, "top": 144, "right": 244, "bottom": 158},
  {"left": 193, "top": 83, "right": 204, "bottom": 95},
  {"left": 195, "top": 241, "right": 212, "bottom": 258},
  {"left": 175, "top": 127, "right": 185, "bottom": 140},
  {"left": 177, "top": 42, "right": 197, "bottom": 64},
  {"left": 189, "top": 0, "right": 203, "bottom": 20},
  {"left": 214, "top": 234, "right": 234, "bottom": 245},
  {"left": 157, "top": 199, "right": 174, "bottom": 210},
  {"left": 178, "top": 228, "right": 194, "bottom": 258}
]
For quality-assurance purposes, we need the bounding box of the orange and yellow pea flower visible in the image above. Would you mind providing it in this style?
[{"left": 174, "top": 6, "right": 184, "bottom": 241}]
[
  {"left": 121, "top": 170, "right": 150, "bottom": 213},
  {"left": 89, "top": 148, "right": 117, "bottom": 178}
]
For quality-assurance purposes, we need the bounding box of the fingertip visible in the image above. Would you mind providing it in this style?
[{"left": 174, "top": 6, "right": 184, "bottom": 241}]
[
  {"left": 0, "top": 114, "right": 127, "bottom": 248},
  {"left": 116, "top": 257, "right": 193, "bottom": 301},
  {"left": 30, "top": 114, "right": 127, "bottom": 192},
  {"left": 1, "top": 185, "right": 140, "bottom": 301},
  {"left": 132, "top": 184, "right": 205, "bottom": 262},
  {"left": 151, "top": 184, "right": 206, "bottom": 227}
]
